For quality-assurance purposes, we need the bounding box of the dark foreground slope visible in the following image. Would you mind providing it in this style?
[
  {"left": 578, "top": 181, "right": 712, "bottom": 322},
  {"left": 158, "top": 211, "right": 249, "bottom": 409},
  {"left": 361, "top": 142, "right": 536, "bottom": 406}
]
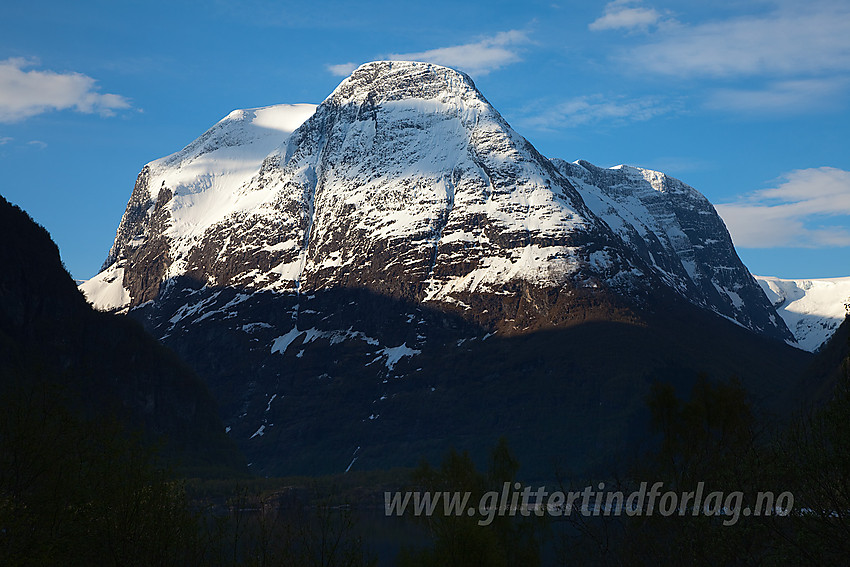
[
  {"left": 0, "top": 195, "right": 243, "bottom": 475},
  {"left": 797, "top": 315, "right": 850, "bottom": 405},
  {"left": 131, "top": 279, "right": 811, "bottom": 480}
]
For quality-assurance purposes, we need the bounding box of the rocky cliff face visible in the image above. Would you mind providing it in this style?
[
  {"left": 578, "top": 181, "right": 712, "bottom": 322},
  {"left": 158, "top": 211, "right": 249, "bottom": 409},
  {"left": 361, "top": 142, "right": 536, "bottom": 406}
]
[
  {"left": 552, "top": 159, "right": 787, "bottom": 339},
  {"left": 81, "top": 61, "right": 805, "bottom": 476}
]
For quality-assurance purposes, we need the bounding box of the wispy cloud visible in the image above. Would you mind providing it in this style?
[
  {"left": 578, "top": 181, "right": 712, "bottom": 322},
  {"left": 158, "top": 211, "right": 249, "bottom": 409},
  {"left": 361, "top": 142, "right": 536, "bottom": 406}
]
[
  {"left": 27, "top": 140, "right": 47, "bottom": 150},
  {"left": 0, "top": 58, "right": 131, "bottom": 123},
  {"left": 620, "top": 2, "right": 850, "bottom": 78},
  {"left": 326, "top": 30, "right": 530, "bottom": 78},
  {"left": 0, "top": 136, "right": 11, "bottom": 145},
  {"left": 715, "top": 167, "right": 850, "bottom": 248},
  {"left": 326, "top": 62, "right": 359, "bottom": 77},
  {"left": 589, "top": 0, "right": 664, "bottom": 31},
  {"left": 385, "top": 30, "right": 531, "bottom": 76},
  {"left": 706, "top": 78, "right": 849, "bottom": 114},
  {"left": 590, "top": 1, "right": 850, "bottom": 114},
  {"left": 519, "top": 94, "right": 673, "bottom": 130}
]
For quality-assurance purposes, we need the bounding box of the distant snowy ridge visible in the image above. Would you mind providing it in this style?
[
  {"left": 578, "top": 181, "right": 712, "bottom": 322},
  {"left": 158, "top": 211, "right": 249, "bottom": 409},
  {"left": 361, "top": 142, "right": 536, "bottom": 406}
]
[
  {"left": 79, "top": 262, "right": 130, "bottom": 313},
  {"left": 755, "top": 276, "right": 850, "bottom": 352}
]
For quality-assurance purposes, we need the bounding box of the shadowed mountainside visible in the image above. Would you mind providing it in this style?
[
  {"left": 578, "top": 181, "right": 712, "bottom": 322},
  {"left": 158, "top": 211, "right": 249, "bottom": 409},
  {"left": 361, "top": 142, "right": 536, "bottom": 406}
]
[
  {"left": 0, "top": 194, "right": 244, "bottom": 475},
  {"left": 130, "top": 276, "right": 811, "bottom": 479}
]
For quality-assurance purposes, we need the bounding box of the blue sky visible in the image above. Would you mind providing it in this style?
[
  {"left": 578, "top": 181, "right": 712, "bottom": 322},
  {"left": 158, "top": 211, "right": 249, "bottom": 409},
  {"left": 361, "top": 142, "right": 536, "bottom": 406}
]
[{"left": 1, "top": 0, "right": 849, "bottom": 279}]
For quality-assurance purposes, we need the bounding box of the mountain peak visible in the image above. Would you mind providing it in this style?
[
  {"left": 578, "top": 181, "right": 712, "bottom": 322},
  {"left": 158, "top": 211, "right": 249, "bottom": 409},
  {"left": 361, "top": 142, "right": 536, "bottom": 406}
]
[
  {"left": 160, "top": 103, "right": 317, "bottom": 171},
  {"left": 327, "top": 60, "right": 485, "bottom": 108}
]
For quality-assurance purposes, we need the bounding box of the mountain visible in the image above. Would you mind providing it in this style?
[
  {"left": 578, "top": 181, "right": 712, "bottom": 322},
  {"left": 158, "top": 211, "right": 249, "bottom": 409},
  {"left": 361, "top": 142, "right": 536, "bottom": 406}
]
[
  {"left": 755, "top": 276, "right": 850, "bottom": 352},
  {"left": 85, "top": 62, "right": 789, "bottom": 341},
  {"left": 82, "top": 61, "right": 808, "bottom": 477},
  {"left": 0, "top": 194, "right": 243, "bottom": 475},
  {"left": 551, "top": 159, "right": 788, "bottom": 339}
]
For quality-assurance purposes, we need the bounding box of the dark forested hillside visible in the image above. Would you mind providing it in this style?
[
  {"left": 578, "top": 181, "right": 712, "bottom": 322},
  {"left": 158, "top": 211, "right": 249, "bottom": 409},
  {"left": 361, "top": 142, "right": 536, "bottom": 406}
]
[
  {"left": 797, "top": 315, "right": 850, "bottom": 405},
  {"left": 0, "top": 194, "right": 243, "bottom": 474}
]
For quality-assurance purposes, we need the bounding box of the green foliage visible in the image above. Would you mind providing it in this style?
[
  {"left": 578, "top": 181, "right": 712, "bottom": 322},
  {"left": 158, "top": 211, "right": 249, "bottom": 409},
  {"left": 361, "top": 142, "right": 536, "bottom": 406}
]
[
  {"left": 548, "top": 375, "right": 776, "bottom": 565},
  {"left": 647, "top": 374, "right": 756, "bottom": 488},
  {"left": 620, "top": 375, "right": 772, "bottom": 565}
]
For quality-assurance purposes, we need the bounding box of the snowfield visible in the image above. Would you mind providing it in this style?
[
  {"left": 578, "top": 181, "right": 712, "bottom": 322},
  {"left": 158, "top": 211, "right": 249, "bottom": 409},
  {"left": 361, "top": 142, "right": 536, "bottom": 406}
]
[{"left": 755, "top": 276, "right": 850, "bottom": 351}]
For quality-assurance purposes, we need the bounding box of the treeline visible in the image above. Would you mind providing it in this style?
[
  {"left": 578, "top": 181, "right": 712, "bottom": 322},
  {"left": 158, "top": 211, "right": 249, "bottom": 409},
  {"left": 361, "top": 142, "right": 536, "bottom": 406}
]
[
  {"left": 0, "top": 378, "right": 375, "bottom": 567},
  {"left": 398, "top": 357, "right": 850, "bottom": 565},
  {"left": 5, "top": 362, "right": 850, "bottom": 566},
  {"left": 5, "top": 342, "right": 850, "bottom": 566},
  {"left": 545, "top": 360, "right": 850, "bottom": 566}
]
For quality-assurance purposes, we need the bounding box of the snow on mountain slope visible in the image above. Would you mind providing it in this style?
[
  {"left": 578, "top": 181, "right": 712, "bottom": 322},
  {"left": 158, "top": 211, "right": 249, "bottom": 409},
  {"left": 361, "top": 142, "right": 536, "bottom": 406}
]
[
  {"left": 552, "top": 159, "right": 787, "bottom": 339},
  {"left": 82, "top": 61, "right": 790, "bottom": 341},
  {"left": 91, "top": 103, "right": 316, "bottom": 306},
  {"left": 756, "top": 276, "right": 850, "bottom": 351},
  {"left": 248, "top": 61, "right": 639, "bottom": 308},
  {"left": 79, "top": 261, "right": 130, "bottom": 313},
  {"left": 86, "top": 62, "right": 648, "bottom": 320},
  {"left": 152, "top": 104, "right": 317, "bottom": 255}
]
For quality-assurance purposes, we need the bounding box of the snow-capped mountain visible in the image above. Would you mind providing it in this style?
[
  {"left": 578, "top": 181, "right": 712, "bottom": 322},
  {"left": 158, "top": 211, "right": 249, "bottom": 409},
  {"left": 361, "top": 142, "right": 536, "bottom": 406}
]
[
  {"left": 80, "top": 61, "right": 807, "bottom": 476},
  {"left": 755, "top": 276, "right": 850, "bottom": 352},
  {"left": 85, "top": 61, "right": 788, "bottom": 341}
]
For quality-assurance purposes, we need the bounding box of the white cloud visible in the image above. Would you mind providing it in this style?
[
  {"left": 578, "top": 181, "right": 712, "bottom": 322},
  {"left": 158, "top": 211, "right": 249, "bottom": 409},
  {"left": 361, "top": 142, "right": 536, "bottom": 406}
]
[
  {"left": 519, "top": 94, "right": 672, "bottom": 130},
  {"left": 0, "top": 136, "right": 11, "bottom": 145},
  {"left": 596, "top": 2, "right": 850, "bottom": 113},
  {"left": 27, "top": 140, "right": 47, "bottom": 150},
  {"left": 624, "top": 2, "right": 850, "bottom": 78},
  {"left": 715, "top": 167, "right": 850, "bottom": 248},
  {"left": 589, "top": 0, "right": 663, "bottom": 31},
  {"left": 706, "top": 78, "right": 849, "bottom": 113},
  {"left": 386, "top": 30, "right": 530, "bottom": 76},
  {"left": 0, "top": 58, "right": 131, "bottom": 123},
  {"left": 326, "top": 62, "right": 358, "bottom": 77}
]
